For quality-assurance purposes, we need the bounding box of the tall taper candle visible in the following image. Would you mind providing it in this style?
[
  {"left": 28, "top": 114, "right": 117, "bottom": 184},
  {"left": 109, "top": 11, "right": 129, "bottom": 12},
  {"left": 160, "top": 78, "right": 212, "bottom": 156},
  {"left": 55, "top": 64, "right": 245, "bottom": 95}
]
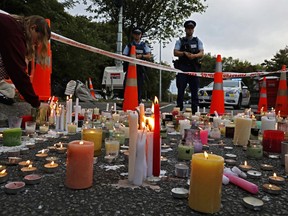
[
  {"left": 128, "top": 112, "right": 138, "bottom": 182},
  {"left": 153, "top": 97, "right": 160, "bottom": 176}
]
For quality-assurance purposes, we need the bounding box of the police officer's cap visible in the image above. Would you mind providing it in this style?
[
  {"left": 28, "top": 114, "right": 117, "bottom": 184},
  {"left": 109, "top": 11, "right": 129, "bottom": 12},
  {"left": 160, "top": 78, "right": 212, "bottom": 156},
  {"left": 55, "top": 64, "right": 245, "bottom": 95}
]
[
  {"left": 132, "top": 27, "right": 143, "bottom": 34},
  {"left": 184, "top": 20, "right": 196, "bottom": 28}
]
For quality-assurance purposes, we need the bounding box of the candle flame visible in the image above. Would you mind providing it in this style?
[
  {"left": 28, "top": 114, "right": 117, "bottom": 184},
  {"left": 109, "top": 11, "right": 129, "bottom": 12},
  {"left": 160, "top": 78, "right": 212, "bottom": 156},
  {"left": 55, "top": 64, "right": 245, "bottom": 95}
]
[
  {"left": 80, "top": 141, "right": 84, "bottom": 145},
  {"left": 28, "top": 164, "right": 32, "bottom": 169},
  {"left": 51, "top": 161, "right": 54, "bottom": 166},
  {"left": 273, "top": 173, "right": 277, "bottom": 178},
  {"left": 204, "top": 151, "right": 209, "bottom": 159},
  {"left": 269, "top": 184, "right": 272, "bottom": 189},
  {"left": 41, "top": 149, "right": 45, "bottom": 154},
  {"left": 244, "top": 161, "right": 247, "bottom": 166},
  {"left": 154, "top": 96, "right": 159, "bottom": 104},
  {"left": 60, "top": 144, "right": 63, "bottom": 148},
  {"left": 0, "top": 169, "right": 6, "bottom": 174},
  {"left": 26, "top": 160, "right": 31, "bottom": 165}
]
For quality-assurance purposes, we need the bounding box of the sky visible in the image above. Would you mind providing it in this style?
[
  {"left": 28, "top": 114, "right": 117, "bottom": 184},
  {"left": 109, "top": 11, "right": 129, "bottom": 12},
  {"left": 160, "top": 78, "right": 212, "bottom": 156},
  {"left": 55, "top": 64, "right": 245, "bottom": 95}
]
[{"left": 65, "top": 0, "right": 288, "bottom": 66}]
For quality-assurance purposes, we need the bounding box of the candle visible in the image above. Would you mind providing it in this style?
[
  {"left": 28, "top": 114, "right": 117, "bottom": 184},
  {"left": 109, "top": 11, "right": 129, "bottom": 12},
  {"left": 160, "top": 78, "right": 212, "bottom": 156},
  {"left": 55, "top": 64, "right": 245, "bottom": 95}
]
[
  {"left": 3, "top": 128, "right": 22, "bottom": 146},
  {"left": 75, "top": 98, "right": 79, "bottom": 124},
  {"left": 189, "top": 152, "right": 224, "bottom": 213},
  {"left": 113, "top": 130, "right": 125, "bottom": 146},
  {"left": 239, "top": 161, "right": 252, "bottom": 172},
  {"left": 25, "top": 121, "right": 36, "bottom": 134},
  {"left": 39, "top": 124, "right": 49, "bottom": 133},
  {"left": 262, "top": 130, "right": 284, "bottom": 153},
  {"left": 23, "top": 174, "right": 42, "bottom": 185},
  {"left": 224, "top": 173, "right": 259, "bottom": 194},
  {"left": 139, "top": 103, "right": 145, "bottom": 129},
  {"left": 146, "top": 131, "right": 154, "bottom": 177},
  {"left": 177, "top": 144, "right": 194, "bottom": 160},
  {"left": 128, "top": 112, "right": 138, "bottom": 182},
  {"left": 260, "top": 164, "right": 274, "bottom": 171},
  {"left": 281, "top": 141, "right": 288, "bottom": 165},
  {"left": 246, "top": 143, "right": 263, "bottom": 159},
  {"left": 0, "top": 165, "right": 7, "bottom": 172},
  {"left": 261, "top": 116, "right": 276, "bottom": 133},
  {"left": 233, "top": 117, "right": 252, "bottom": 146},
  {"left": 200, "top": 129, "right": 209, "bottom": 145},
  {"left": 65, "top": 140, "right": 94, "bottom": 189},
  {"left": 153, "top": 96, "right": 161, "bottom": 177},
  {"left": 0, "top": 169, "right": 8, "bottom": 183},
  {"left": 4, "top": 181, "right": 25, "bottom": 195},
  {"left": 82, "top": 128, "right": 103, "bottom": 156},
  {"left": 56, "top": 144, "right": 67, "bottom": 154},
  {"left": 104, "top": 155, "right": 116, "bottom": 163},
  {"left": 44, "top": 161, "right": 59, "bottom": 173},
  {"left": 112, "top": 113, "right": 120, "bottom": 122},
  {"left": 247, "top": 170, "right": 262, "bottom": 178},
  {"left": 263, "top": 184, "right": 281, "bottom": 195},
  {"left": 21, "top": 164, "right": 37, "bottom": 176},
  {"left": 269, "top": 173, "right": 285, "bottom": 185},
  {"left": 105, "top": 138, "right": 120, "bottom": 157},
  {"left": 35, "top": 150, "right": 48, "bottom": 160},
  {"left": 67, "top": 123, "right": 77, "bottom": 134},
  {"left": 93, "top": 107, "right": 99, "bottom": 115},
  {"left": 285, "top": 154, "right": 288, "bottom": 174},
  {"left": 179, "top": 119, "right": 191, "bottom": 137},
  {"left": 175, "top": 163, "right": 189, "bottom": 178},
  {"left": 18, "top": 160, "right": 33, "bottom": 169}
]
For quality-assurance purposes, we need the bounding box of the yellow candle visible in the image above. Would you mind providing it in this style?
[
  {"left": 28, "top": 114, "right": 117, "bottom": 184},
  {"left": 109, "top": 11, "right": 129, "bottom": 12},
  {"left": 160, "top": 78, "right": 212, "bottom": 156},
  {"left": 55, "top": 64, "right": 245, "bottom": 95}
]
[
  {"left": 189, "top": 152, "right": 224, "bottom": 213},
  {"left": 82, "top": 128, "right": 103, "bottom": 156}
]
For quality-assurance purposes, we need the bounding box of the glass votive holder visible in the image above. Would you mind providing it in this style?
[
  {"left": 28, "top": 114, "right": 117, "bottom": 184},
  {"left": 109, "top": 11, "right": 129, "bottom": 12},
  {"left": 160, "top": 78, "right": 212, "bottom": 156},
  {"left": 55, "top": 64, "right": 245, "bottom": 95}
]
[
  {"left": 247, "top": 140, "right": 263, "bottom": 159},
  {"left": 113, "top": 130, "right": 125, "bottom": 146},
  {"left": 105, "top": 138, "right": 120, "bottom": 157},
  {"left": 39, "top": 123, "right": 49, "bottom": 134},
  {"left": 8, "top": 116, "right": 22, "bottom": 128},
  {"left": 25, "top": 121, "right": 36, "bottom": 135},
  {"left": 67, "top": 123, "right": 77, "bottom": 135}
]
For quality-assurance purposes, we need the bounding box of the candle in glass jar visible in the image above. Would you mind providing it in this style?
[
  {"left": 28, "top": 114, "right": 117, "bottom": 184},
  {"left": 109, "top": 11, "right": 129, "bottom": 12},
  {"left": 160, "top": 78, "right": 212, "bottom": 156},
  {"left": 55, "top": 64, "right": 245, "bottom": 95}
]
[
  {"left": 67, "top": 123, "right": 77, "bottom": 134},
  {"left": 189, "top": 152, "right": 224, "bottom": 213},
  {"left": 246, "top": 143, "right": 263, "bottom": 159},
  {"left": 65, "top": 140, "right": 94, "bottom": 189},
  {"left": 39, "top": 124, "right": 49, "bottom": 133},
  {"left": 82, "top": 128, "right": 103, "bottom": 156}
]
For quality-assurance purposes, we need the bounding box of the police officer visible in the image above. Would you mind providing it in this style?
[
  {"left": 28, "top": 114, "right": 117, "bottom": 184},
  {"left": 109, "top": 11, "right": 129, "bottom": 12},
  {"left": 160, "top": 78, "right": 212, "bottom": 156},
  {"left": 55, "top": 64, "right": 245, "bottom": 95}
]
[
  {"left": 174, "top": 20, "right": 204, "bottom": 113},
  {"left": 123, "top": 27, "right": 151, "bottom": 104}
]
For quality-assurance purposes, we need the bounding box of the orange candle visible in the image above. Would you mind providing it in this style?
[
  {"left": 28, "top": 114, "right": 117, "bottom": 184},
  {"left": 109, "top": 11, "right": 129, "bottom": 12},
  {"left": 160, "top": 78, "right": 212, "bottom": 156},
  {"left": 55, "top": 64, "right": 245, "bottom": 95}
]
[
  {"left": 65, "top": 140, "right": 94, "bottom": 189},
  {"left": 82, "top": 128, "right": 103, "bottom": 156},
  {"left": 189, "top": 152, "right": 224, "bottom": 213}
]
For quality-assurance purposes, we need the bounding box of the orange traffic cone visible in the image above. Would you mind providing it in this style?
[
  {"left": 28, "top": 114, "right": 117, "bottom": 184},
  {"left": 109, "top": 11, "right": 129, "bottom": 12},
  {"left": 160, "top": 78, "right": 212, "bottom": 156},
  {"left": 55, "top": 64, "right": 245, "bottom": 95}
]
[
  {"left": 32, "top": 19, "right": 52, "bottom": 101},
  {"left": 88, "top": 77, "right": 96, "bottom": 98},
  {"left": 257, "top": 77, "right": 268, "bottom": 113},
  {"left": 210, "top": 55, "right": 225, "bottom": 115},
  {"left": 275, "top": 65, "right": 288, "bottom": 117},
  {"left": 123, "top": 45, "right": 138, "bottom": 111}
]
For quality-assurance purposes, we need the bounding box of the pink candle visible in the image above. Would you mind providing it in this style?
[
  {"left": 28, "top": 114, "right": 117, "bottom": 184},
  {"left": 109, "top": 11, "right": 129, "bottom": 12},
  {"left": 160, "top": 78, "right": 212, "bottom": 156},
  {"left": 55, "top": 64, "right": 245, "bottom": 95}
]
[
  {"left": 153, "top": 97, "right": 161, "bottom": 177},
  {"left": 200, "top": 129, "right": 209, "bottom": 145},
  {"left": 65, "top": 140, "right": 94, "bottom": 189},
  {"left": 224, "top": 173, "right": 259, "bottom": 194}
]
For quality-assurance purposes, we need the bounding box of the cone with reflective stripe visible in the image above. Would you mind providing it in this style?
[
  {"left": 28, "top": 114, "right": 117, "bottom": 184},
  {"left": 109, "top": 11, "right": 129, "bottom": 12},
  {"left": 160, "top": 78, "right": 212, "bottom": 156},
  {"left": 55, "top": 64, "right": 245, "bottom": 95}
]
[
  {"left": 210, "top": 55, "right": 225, "bottom": 115},
  {"left": 123, "top": 45, "right": 138, "bottom": 111},
  {"left": 275, "top": 65, "right": 288, "bottom": 117},
  {"left": 257, "top": 77, "right": 268, "bottom": 113},
  {"left": 88, "top": 77, "right": 96, "bottom": 98}
]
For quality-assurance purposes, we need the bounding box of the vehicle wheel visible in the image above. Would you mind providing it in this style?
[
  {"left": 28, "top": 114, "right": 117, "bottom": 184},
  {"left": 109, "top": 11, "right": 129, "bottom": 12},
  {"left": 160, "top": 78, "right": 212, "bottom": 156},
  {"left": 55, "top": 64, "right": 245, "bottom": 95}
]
[{"left": 234, "top": 94, "right": 242, "bottom": 109}]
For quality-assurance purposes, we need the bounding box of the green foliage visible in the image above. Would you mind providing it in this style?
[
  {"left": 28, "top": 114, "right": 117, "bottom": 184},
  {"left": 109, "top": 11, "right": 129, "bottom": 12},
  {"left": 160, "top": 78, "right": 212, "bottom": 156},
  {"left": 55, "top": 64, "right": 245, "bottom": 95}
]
[
  {"left": 85, "top": 0, "right": 207, "bottom": 43},
  {"left": 263, "top": 46, "right": 288, "bottom": 71}
]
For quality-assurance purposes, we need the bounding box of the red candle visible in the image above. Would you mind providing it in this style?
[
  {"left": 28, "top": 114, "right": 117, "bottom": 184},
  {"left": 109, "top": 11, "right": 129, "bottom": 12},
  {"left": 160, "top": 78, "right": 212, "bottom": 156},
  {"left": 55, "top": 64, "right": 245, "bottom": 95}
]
[
  {"left": 262, "top": 130, "right": 284, "bottom": 153},
  {"left": 21, "top": 115, "right": 33, "bottom": 129},
  {"left": 65, "top": 140, "right": 94, "bottom": 189},
  {"left": 153, "top": 96, "right": 161, "bottom": 176}
]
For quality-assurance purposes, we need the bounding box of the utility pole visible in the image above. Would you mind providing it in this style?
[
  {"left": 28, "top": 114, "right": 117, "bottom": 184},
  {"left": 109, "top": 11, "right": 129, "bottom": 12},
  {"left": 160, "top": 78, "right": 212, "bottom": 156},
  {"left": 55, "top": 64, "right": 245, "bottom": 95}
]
[
  {"left": 159, "top": 38, "right": 162, "bottom": 102},
  {"left": 115, "top": 0, "right": 123, "bottom": 68}
]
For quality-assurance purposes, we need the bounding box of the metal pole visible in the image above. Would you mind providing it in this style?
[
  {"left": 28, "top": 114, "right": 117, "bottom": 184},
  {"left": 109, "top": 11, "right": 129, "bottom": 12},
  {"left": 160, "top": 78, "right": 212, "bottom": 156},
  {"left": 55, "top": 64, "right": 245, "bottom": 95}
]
[
  {"left": 159, "top": 39, "right": 162, "bottom": 102},
  {"left": 115, "top": 6, "right": 123, "bottom": 68}
]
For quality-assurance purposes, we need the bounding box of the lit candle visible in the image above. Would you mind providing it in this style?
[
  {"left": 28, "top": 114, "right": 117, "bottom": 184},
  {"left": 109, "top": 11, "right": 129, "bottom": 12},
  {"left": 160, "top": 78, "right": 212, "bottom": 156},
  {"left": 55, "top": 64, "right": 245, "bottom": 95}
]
[
  {"left": 146, "top": 131, "right": 154, "bottom": 177},
  {"left": 82, "top": 128, "right": 103, "bottom": 156},
  {"left": 263, "top": 184, "right": 281, "bottom": 195},
  {"left": 39, "top": 124, "right": 49, "bottom": 134},
  {"left": 260, "top": 164, "right": 274, "bottom": 171},
  {"left": 0, "top": 169, "right": 8, "bottom": 183},
  {"left": 153, "top": 96, "right": 161, "bottom": 177},
  {"left": 35, "top": 149, "right": 48, "bottom": 160},
  {"left": 44, "top": 161, "right": 59, "bottom": 173},
  {"left": 246, "top": 144, "right": 263, "bottom": 159},
  {"left": 65, "top": 140, "right": 94, "bottom": 189},
  {"left": 18, "top": 160, "right": 33, "bottom": 169},
  {"left": 268, "top": 173, "right": 285, "bottom": 185},
  {"left": 261, "top": 116, "right": 276, "bottom": 133},
  {"left": 56, "top": 143, "right": 67, "bottom": 154},
  {"left": 139, "top": 103, "right": 145, "bottom": 129},
  {"left": 67, "top": 123, "right": 77, "bottom": 134},
  {"left": 239, "top": 161, "right": 252, "bottom": 172},
  {"left": 189, "top": 152, "right": 224, "bottom": 213},
  {"left": 21, "top": 164, "right": 37, "bottom": 176}
]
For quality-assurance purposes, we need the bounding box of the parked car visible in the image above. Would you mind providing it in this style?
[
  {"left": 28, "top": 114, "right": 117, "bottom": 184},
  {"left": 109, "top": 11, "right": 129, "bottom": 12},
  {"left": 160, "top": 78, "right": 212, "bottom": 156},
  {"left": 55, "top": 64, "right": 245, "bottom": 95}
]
[{"left": 198, "top": 79, "right": 251, "bottom": 109}]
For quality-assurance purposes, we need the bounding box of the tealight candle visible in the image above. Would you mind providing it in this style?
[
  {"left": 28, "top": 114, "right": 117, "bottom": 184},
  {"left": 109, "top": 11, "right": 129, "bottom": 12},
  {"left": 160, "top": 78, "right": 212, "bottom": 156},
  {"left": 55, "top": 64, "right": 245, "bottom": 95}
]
[
  {"left": 104, "top": 155, "right": 116, "bottom": 163},
  {"left": 47, "top": 145, "right": 58, "bottom": 152},
  {"left": 160, "top": 156, "right": 168, "bottom": 162},
  {"left": 45, "top": 156, "right": 59, "bottom": 163},
  {"left": 26, "top": 142, "right": 35, "bottom": 149},
  {"left": 263, "top": 184, "right": 281, "bottom": 195},
  {"left": 247, "top": 170, "right": 262, "bottom": 178},
  {"left": 39, "top": 124, "right": 49, "bottom": 133},
  {"left": 23, "top": 174, "right": 42, "bottom": 185},
  {"left": 239, "top": 161, "right": 252, "bottom": 172},
  {"left": 268, "top": 173, "right": 285, "bottom": 185},
  {"left": 0, "top": 165, "right": 7, "bottom": 172},
  {"left": 57, "top": 144, "right": 67, "bottom": 154},
  {"left": 0, "top": 169, "right": 8, "bottom": 183},
  {"left": 44, "top": 161, "right": 59, "bottom": 173},
  {"left": 21, "top": 164, "right": 37, "bottom": 176},
  {"left": 35, "top": 149, "right": 48, "bottom": 160},
  {"left": 260, "top": 164, "right": 274, "bottom": 171},
  {"left": 4, "top": 181, "right": 25, "bottom": 195},
  {"left": 224, "top": 159, "right": 237, "bottom": 166},
  {"left": 67, "top": 123, "right": 77, "bottom": 134}
]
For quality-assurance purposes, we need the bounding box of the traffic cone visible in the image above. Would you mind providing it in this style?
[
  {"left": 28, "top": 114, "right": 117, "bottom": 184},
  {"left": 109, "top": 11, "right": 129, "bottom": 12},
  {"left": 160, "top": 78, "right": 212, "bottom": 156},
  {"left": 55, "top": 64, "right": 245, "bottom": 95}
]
[
  {"left": 275, "top": 65, "right": 288, "bottom": 117},
  {"left": 209, "top": 55, "right": 225, "bottom": 115},
  {"left": 123, "top": 45, "right": 138, "bottom": 111},
  {"left": 257, "top": 77, "right": 268, "bottom": 113},
  {"left": 32, "top": 19, "right": 52, "bottom": 101},
  {"left": 88, "top": 77, "right": 96, "bottom": 98}
]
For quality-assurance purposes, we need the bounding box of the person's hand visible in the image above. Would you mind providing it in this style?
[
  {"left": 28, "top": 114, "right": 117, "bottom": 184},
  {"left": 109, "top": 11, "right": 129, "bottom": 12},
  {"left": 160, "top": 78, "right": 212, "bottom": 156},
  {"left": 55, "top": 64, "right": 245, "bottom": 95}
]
[{"left": 36, "top": 103, "right": 51, "bottom": 125}]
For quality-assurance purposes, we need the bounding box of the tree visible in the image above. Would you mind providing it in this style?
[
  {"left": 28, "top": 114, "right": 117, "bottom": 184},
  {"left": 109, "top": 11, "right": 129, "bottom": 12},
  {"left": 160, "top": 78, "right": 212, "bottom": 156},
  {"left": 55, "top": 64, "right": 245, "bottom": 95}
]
[
  {"left": 85, "top": 0, "right": 207, "bottom": 43},
  {"left": 263, "top": 46, "right": 288, "bottom": 71}
]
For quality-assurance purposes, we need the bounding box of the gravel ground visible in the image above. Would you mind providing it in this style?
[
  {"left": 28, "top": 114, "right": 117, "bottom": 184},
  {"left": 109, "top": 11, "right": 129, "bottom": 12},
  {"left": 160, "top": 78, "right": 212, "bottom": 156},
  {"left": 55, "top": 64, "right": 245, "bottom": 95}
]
[{"left": 0, "top": 129, "right": 287, "bottom": 216}]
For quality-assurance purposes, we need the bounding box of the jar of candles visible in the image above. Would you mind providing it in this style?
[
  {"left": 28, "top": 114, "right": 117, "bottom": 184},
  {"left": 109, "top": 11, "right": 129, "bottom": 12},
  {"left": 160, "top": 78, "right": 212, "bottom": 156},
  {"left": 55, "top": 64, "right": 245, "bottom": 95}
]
[{"left": 247, "top": 140, "right": 263, "bottom": 159}]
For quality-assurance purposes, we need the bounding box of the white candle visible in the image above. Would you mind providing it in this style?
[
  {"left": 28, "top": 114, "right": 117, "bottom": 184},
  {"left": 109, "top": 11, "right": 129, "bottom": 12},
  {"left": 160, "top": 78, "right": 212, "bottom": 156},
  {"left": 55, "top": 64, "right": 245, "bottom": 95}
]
[
  {"left": 106, "top": 103, "right": 109, "bottom": 111},
  {"left": 60, "top": 106, "right": 65, "bottom": 131},
  {"left": 179, "top": 119, "right": 191, "bottom": 138},
  {"left": 195, "top": 106, "right": 201, "bottom": 117},
  {"left": 114, "top": 102, "right": 116, "bottom": 112},
  {"left": 146, "top": 131, "right": 154, "bottom": 177},
  {"left": 128, "top": 112, "right": 138, "bottom": 182},
  {"left": 133, "top": 130, "right": 147, "bottom": 186},
  {"left": 55, "top": 114, "right": 60, "bottom": 130},
  {"left": 285, "top": 154, "right": 288, "bottom": 174},
  {"left": 261, "top": 116, "right": 276, "bottom": 133},
  {"left": 213, "top": 117, "right": 221, "bottom": 128},
  {"left": 94, "top": 108, "right": 99, "bottom": 115},
  {"left": 203, "top": 107, "right": 206, "bottom": 113},
  {"left": 75, "top": 98, "right": 79, "bottom": 124},
  {"left": 139, "top": 103, "right": 145, "bottom": 129},
  {"left": 233, "top": 117, "right": 252, "bottom": 146},
  {"left": 69, "top": 96, "right": 73, "bottom": 123}
]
